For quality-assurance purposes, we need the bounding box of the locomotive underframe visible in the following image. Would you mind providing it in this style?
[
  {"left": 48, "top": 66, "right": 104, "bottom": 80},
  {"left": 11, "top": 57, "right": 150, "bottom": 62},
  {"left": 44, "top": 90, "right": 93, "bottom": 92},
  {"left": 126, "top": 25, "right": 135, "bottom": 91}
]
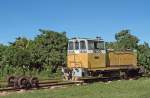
[{"left": 62, "top": 66, "right": 140, "bottom": 80}]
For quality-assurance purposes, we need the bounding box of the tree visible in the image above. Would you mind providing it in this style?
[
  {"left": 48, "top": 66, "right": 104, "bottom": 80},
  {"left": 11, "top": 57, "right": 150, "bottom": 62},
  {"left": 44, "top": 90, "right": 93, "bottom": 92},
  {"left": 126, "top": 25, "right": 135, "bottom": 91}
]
[
  {"left": 1, "top": 29, "right": 68, "bottom": 75},
  {"left": 138, "top": 42, "right": 150, "bottom": 70},
  {"left": 115, "top": 30, "right": 139, "bottom": 50},
  {"left": 9, "top": 37, "right": 30, "bottom": 49},
  {"left": 0, "top": 44, "right": 7, "bottom": 66},
  {"left": 32, "top": 29, "right": 68, "bottom": 72},
  {"left": 1, "top": 37, "right": 33, "bottom": 75}
]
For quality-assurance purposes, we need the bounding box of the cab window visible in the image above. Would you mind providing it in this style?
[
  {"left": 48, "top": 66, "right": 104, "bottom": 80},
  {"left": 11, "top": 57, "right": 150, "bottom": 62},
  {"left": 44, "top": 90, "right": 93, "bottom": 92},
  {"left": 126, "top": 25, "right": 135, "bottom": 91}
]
[
  {"left": 68, "top": 41, "right": 73, "bottom": 50},
  {"left": 94, "top": 41, "right": 104, "bottom": 50},
  {"left": 88, "top": 41, "right": 94, "bottom": 50},
  {"left": 75, "top": 41, "right": 79, "bottom": 50},
  {"left": 97, "top": 41, "right": 105, "bottom": 50},
  {"left": 80, "top": 41, "right": 86, "bottom": 50},
  {"left": 88, "top": 40, "right": 104, "bottom": 50}
]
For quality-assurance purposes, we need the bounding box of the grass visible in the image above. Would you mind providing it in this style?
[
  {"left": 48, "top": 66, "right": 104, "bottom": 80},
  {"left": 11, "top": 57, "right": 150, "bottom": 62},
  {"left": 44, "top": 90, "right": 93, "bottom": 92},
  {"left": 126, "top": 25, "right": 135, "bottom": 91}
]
[{"left": 1, "top": 78, "right": 150, "bottom": 98}]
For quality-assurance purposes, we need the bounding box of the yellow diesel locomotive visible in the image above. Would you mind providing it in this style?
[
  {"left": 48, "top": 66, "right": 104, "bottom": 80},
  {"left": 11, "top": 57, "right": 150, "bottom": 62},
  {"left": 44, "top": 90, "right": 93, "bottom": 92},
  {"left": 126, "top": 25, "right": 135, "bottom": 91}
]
[{"left": 62, "top": 37, "right": 139, "bottom": 80}]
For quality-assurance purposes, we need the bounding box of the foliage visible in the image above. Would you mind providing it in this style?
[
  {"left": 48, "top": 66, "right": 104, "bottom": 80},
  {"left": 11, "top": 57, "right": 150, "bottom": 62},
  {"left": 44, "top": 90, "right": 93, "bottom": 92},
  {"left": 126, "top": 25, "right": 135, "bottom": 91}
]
[
  {"left": 0, "top": 29, "right": 67, "bottom": 78},
  {"left": 0, "top": 44, "right": 7, "bottom": 65},
  {"left": 32, "top": 29, "right": 68, "bottom": 72},
  {"left": 137, "top": 42, "right": 150, "bottom": 69},
  {"left": 106, "top": 30, "right": 139, "bottom": 50},
  {"left": 115, "top": 30, "right": 139, "bottom": 50}
]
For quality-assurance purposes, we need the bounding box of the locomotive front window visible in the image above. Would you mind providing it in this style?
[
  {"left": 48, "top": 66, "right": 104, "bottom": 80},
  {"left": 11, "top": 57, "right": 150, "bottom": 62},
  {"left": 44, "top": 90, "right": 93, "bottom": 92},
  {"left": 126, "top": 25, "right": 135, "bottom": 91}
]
[
  {"left": 68, "top": 41, "right": 73, "bottom": 50},
  {"left": 75, "top": 41, "right": 79, "bottom": 50},
  {"left": 80, "top": 41, "right": 86, "bottom": 50}
]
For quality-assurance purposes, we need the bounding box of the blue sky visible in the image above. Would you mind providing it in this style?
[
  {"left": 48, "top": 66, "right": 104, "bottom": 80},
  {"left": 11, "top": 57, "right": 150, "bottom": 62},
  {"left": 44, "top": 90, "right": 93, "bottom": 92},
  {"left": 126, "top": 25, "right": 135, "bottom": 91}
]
[{"left": 0, "top": 0, "right": 149, "bottom": 44}]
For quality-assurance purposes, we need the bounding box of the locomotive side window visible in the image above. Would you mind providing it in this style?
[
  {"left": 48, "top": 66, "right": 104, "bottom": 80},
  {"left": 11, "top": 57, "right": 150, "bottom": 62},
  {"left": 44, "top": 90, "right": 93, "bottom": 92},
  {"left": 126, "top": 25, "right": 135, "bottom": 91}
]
[
  {"left": 94, "top": 41, "right": 105, "bottom": 50},
  {"left": 99, "top": 41, "right": 105, "bottom": 50},
  {"left": 88, "top": 40, "right": 105, "bottom": 50},
  {"left": 80, "top": 41, "right": 86, "bottom": 50},
  {"left": 88, "top": 41, "right": 94, "bottom": 50},
  {"left": 68, "top": 41, "right": 74, "bottom": 50},
  {"left": 94, "top": 42, "right": 99, "bottom": 49}
]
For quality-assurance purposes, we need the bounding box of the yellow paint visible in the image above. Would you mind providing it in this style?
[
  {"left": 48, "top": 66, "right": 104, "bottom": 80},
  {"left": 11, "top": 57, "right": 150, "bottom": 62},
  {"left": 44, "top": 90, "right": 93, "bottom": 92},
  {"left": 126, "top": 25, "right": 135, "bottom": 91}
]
[
  {"left": 67, "top": 53, "right": 88, "bottom": 68},
  {"left": 88, "top": 53, "right": 106, "bottom": 68},
  {"left": 67, "top": 52, "right": 106, "bottom": 69},
  {"left": 67, "top": 50, "right": 137, "bottom": 70},
  {"left": 107, "top": 51, "right": 137, "bottom": 67}
]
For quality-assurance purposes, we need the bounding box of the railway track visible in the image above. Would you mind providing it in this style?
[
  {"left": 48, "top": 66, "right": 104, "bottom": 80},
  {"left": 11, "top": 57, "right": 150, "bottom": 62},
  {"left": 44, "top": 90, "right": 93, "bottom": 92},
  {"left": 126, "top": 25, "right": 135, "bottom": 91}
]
[
  {"left": 0, "top": 76, "right": 116, "bottom": 92},
  {"left": 0, "top": 74, "right": 146, "bottom": 92},
  {"left": 0, "top": 80, "right": 83, "bottom": 92}
]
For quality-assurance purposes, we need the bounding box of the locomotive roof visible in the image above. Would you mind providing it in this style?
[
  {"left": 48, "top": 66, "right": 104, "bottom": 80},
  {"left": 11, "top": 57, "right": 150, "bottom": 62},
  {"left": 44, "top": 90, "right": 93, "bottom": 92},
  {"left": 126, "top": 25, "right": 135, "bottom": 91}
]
[{"left": 69, "top": 37, "right": 103, "bottom": 41}]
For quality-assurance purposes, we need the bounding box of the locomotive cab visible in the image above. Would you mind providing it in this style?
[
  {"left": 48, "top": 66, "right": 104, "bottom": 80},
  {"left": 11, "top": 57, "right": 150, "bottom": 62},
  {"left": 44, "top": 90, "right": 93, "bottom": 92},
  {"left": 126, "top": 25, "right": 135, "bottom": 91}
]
[{"left": 63, "top": 37, "right": 106, "bottom": 79}]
